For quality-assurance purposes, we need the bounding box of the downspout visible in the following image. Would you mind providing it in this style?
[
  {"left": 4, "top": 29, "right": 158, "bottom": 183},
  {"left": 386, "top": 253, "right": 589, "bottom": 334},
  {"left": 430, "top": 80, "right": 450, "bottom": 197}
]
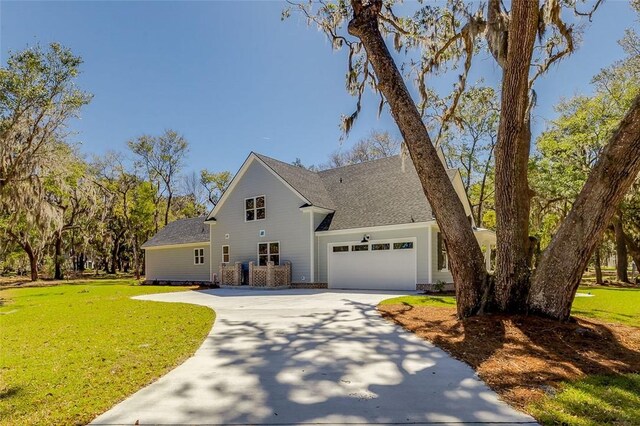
[
  {"left": 427, "top": 226, "right": 433, "bottom": 283},
  {"left": 309, "top": 211, "right": 315, "bottom": 283}
]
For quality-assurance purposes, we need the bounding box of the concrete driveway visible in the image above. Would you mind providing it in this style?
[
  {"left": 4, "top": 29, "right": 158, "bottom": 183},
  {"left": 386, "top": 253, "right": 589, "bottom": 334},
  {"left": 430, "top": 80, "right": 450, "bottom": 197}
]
[{"left": 92, "top": 288, "right": 537, "bottom": 425}]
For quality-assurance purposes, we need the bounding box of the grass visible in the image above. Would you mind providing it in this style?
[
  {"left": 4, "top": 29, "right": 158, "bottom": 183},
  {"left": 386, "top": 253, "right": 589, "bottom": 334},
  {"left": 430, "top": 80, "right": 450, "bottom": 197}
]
[
  {"left": 530, "top": 374, "right": 640, "bottom": 426},
  {"left": 0, "top": 279, "right": 215, "bottom": 426},
  {"left": 571, "top": 287, "right": 640, "bottom": 326},
  {"left": 378, "top": 294, "right": 456, "bottom": 307},
  {"left": 380, "top": 286, "right": 640, "bottom": 326},
  {"left": 379, "top": 285, "right": 640, "bottom": 426}
]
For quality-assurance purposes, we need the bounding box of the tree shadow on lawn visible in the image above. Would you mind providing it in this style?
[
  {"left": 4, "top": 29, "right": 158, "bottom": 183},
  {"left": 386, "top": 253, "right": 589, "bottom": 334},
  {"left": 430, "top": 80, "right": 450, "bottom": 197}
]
[{"left": 378, "top": 304, "right": 640, "bottom": 410}]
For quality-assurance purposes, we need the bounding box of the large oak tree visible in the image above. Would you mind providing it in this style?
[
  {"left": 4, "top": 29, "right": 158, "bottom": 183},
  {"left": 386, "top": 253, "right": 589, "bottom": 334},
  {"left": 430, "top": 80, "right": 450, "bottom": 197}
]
[{"left": 287, "top": 0, "right": 640, "bottom": 320}]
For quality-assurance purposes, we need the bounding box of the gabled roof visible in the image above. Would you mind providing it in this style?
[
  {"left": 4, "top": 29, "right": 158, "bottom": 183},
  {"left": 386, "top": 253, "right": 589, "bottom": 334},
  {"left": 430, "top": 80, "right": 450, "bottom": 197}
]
[
  {"left": 316, "top": 156, "right": 454, "bottom": 231},
  {"left": 254, "top": 154, "right": 335, "bottom": 210},
  {"left": 141, "top": 217, "right": 209, "bottom": 248},
  {"left": 252, "top": 153, "right": 457, "bottom": 232},
  {"left": 205, "top": 151, "right": 458, "bottom": 232}
]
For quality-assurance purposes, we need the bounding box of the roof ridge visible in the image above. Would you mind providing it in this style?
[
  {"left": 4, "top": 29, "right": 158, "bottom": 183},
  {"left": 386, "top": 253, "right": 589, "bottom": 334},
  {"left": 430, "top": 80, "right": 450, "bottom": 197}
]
[
  {"left": 317, "top": 154, "right": 401, "bottom": 174},
  {"left": 254, "top": 152, "right": 320, "bottom": 174}
]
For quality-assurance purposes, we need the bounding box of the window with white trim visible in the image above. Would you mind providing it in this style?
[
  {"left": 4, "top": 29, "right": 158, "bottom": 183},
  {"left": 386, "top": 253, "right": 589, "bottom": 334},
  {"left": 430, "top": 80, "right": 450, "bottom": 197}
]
[
  {"left": 194, "top": 248, "right": 205, "bottom": 265},
  {"left": 245, "top": 195, "right": 266, "bottom": 221},
  {"left": 222, "top": 245, "right": 230, "bottom": 264},
  {"left": 258, "top": 242, "right": 279, "bottom": 265}
]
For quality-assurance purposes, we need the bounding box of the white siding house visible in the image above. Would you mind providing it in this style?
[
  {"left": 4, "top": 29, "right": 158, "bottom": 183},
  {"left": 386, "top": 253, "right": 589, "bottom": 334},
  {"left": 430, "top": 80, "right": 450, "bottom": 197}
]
[{"left": 142, "top": 152, "right": 495, "bottom": 290}]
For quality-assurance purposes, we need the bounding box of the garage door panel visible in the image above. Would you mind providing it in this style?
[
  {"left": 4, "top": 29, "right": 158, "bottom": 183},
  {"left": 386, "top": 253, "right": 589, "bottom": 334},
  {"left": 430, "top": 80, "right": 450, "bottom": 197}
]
[{"left": 328, "top": 240, "right": 416, "bottom": 290}]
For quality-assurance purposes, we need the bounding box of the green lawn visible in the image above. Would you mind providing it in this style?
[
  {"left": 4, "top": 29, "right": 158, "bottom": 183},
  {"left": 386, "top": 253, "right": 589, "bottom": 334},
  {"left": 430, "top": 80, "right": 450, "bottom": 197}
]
[
  {"left": 380, "top": 286, "right": 640, "bottom": 326},
  {"left": 530, "top": 374, "right": 640, "bottom": 426},
  {"left": 571, "top": 287, "right": 640, "bottom": 326},
  {"left": 378, "top": 294, "right": 456, "bottom": 308},
  {"left": 0, "top": 280, "right": 215, "bottom": 426}
]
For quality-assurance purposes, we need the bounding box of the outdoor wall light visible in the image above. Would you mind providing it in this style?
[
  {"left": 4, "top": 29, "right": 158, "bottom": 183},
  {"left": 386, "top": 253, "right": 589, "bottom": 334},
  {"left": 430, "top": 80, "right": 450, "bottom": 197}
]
[{"left": 361, "top": 234, "right": 370, "bottom": 243}]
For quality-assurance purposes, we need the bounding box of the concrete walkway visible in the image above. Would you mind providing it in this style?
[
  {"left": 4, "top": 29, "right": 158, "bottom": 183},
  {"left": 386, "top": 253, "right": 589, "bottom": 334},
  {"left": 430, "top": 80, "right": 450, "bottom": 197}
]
[{"left": 92, "top": 288, "right": 537, "bottom": 425}]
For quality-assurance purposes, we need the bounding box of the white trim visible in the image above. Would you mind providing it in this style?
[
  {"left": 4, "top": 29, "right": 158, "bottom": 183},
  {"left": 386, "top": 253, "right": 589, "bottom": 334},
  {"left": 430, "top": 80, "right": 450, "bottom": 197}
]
[
  {"left": 315, "top": 221, "right": 434, "bottom": 236},
  {"left": 299, "top": 205, "right": 335, "bottom": 214},
  {"left": 427, "top": 225, "right": 433, "bottom": 283},
  {"left": 143, "top": 241, "right": 209, "bottom": 250},
  {"left": 244, "top": 194, "right": 266, "bottom": 222},
  {"left": 207, "top": 153, "right": 310, "bottom": 220},
  {"left": 451, "top": 170, "right": 476, "bottom": 228},
  {"left": 309, "top": 211, "right": 315, "bottom": 282},
  {"left": 221, "top": 244, "right": 230, "bottom": 264},
  {"left": 257, "top": 241, "right": 281, "bottom": 265}
]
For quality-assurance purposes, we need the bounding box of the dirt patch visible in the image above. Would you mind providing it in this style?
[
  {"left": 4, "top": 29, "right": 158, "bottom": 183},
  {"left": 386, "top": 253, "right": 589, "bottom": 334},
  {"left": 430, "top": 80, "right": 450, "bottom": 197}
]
[{"left": 378, "top": 304, "right": 640, "bottom": 410}]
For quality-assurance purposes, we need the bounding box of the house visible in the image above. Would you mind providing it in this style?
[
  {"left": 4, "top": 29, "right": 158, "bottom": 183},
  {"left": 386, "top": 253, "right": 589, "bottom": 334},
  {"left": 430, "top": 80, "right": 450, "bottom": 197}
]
[{"left": 141, "top": 152, "right": 496, "bottom": 290}]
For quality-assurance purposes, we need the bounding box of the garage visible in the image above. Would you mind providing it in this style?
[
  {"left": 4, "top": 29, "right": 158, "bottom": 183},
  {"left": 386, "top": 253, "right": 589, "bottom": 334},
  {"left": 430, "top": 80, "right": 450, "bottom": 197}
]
[{"left": 327, "top": 238, "right": 417, "bottom": 290}]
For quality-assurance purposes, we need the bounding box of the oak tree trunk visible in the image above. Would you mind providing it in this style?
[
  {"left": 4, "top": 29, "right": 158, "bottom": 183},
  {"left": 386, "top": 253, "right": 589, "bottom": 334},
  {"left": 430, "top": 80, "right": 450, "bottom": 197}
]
[
  {"left": 613, "top": 214, "right": 630, "bottom": 282},
  {"left": 347, "top": 0, "right": 489, "bottom": 318},
  {"left": 594, "top": 247, "right": 603, "bottom": 285},
  {"left": 54, "top": 232, "right": 64, "bottom": 280},
  {"left": 132, "top": 235, "right": 140, "bottom": 280},
  {"left": 493, "top": 0, "right": 539, "bottom": 313},
  {"left": 78, "top": 252, "right": 86, "bottom": 272},
  {"left": 529, "top": 94, "right": 640, "bottom": 320},
  {"left": 164, "top": 192, "right": 172, "bottom": 226},
  {"left": 110, "top": 239, "right": 119, "bottom": 274},
  {"left": 23, "top": 242, "right": 38, "bottom": 282}
]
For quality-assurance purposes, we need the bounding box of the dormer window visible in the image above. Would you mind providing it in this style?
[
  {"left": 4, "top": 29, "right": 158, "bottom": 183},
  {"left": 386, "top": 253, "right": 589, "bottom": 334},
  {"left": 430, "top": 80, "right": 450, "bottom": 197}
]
[{"left": 245, "top": 196, "right": 265, "bottom": 221}]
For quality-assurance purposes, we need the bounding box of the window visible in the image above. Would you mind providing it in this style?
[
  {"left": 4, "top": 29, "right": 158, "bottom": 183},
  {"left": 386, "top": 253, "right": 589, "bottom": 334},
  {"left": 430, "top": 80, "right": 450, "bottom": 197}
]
[
  {"left": 393, "top": 242, "right": 414, "bottom": 250},
  {"left": 222, "top": 245, "right": 230, "bottom": 264},
  {"left": 352, "top": 244, "right": 369, "bottom": 251},
  {"left": 245, "top": 196, "right": 266, "bottom": 221},
  {"left": 258, "top": 242, "right": 279, "bottom": 265},
  {"left": 437, "top": 233, "right": 448, "bottom": 270},
  {"left": 333, "top": 245, "right": 349, "bottom": 253},
  {"left": 194, "top": 248, "right": 205, "bottom": 265},
  {"left": 372, "top": 243, "right": 390, "bottom": 251}
]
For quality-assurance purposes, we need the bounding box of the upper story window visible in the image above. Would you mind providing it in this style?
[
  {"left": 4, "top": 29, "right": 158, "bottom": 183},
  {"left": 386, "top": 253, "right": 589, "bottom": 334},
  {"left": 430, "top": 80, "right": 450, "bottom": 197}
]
[
  {"left": 194, "top": 248, "right": 205, "bottom": 265},
  {"left": 245, "top": 196, "right": 265, "bottom": 221}
]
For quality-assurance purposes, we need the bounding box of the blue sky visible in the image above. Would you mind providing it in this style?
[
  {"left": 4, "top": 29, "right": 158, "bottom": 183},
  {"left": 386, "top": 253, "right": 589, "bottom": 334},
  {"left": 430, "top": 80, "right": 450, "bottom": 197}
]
[{"left": 1, "top": 1, "right": 636, "bottom": 176}]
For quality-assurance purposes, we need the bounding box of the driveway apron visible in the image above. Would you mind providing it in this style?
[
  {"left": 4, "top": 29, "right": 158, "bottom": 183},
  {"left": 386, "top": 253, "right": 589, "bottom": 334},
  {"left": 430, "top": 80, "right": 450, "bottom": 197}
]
[{"left": 92, "top": 288, "right": 537, "bottom": 425}]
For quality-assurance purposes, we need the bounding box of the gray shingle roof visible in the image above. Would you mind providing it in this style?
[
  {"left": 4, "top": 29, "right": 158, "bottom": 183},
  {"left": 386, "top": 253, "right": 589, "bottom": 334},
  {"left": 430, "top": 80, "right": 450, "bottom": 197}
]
[
  {"left": 141, "top": 217, "right": 209, "bottom": 248},
  {"left": 254, "top": 153, "right": 336, "bottom": 210},
  {"left": 145, "top": 154, "right": 459, "bottom": 248},
  {"left": 256, "top": 153, "right": 457, "bottom": 232},
  {"left": 316, "top": 156, "right": 452, "bottom": 231}
]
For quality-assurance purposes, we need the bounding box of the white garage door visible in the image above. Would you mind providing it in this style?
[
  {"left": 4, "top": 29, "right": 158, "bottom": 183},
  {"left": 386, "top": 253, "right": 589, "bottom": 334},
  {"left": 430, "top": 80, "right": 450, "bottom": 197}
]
[{"left": 328, "top": 239, "right": 417, "bottom": 290}]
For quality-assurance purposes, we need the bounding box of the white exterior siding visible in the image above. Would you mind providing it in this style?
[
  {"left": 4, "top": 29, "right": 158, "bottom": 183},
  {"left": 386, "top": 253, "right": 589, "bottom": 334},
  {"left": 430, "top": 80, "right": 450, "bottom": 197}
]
[
  {"left": 210, "top": 160, "right": 312, "bottom": 282},
  {"left": 316, "top": 226, "right": 431, "bottom": 284},
  {"left": 145, "top": 244, "right": 210, "bottom": 281}
]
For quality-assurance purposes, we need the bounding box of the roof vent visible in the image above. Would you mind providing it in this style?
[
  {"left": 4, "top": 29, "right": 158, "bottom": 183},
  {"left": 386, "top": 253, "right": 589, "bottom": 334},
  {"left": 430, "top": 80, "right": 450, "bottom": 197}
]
[{"left": 339, "top": 177, "right": 343, "bottom": 183}]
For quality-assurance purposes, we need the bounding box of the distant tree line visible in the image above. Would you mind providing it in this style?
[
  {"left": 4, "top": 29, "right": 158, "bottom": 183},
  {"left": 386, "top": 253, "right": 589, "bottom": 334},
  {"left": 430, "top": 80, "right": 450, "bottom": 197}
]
[{"left": 0, "top": 44, "right": 231, "bottom": 281}]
